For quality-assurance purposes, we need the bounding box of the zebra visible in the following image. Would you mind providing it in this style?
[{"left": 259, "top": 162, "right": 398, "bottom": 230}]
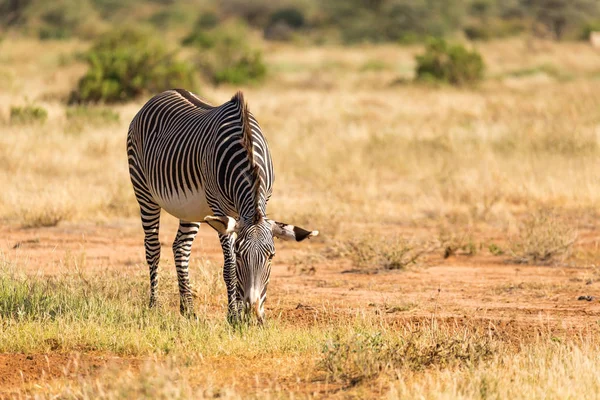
[{"left": 127, "top": 89, "right": 318, "bottom": 323}]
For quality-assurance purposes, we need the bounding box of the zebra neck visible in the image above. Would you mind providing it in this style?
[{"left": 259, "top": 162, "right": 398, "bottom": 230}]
[{"left": 238, "top": 198, "right": 267, "bottom": 224}]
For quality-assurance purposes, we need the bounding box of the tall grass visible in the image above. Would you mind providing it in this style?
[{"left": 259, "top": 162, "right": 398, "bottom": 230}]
[{"left": 0, "top": 258, "right": 322, "bottom": 356}]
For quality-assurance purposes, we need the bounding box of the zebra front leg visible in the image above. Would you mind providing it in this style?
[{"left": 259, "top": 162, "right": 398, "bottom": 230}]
[
  {"left": 218, "top": 233, "right": 240, "bottom": 323},
  {"left": 173, "top": 221, "right": 200, "bottom": 317},
  {"left": 142, "top": 205, "right": 162, "bottom": 309}
]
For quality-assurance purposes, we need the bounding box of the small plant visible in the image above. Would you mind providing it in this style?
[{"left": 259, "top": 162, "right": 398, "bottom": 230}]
[
  {"left": 415, "top": 38, "right": 485, "bottom": 86},
  {"left": 10, "top": 104, "right": 48, "bottom": 125},
  {"left": 71, "top": 29, "right": 196, "bottom": 103},
  {"left": 333, "top": 236, "right": 429, "bottom": 271},
  {"left": 488, "top": 243, "right": 504, "bottom": 256},
  {"left": 510, "top": 211, "right": 577, "bottom": 265},
  {"left": 439, "top": 229, "right": 478, "bottom": 259}
]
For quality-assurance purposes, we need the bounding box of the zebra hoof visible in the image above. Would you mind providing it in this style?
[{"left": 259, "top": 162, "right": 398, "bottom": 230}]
[
  {"left": 180, "top": 303, "right": 196, "bottom": 319},
  {"left": 227, "top": 311, "right": 242, "bottom": 326}
]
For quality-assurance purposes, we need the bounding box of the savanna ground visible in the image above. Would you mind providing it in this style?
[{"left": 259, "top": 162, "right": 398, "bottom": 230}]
[{"left": 1, "top": 37, "right": 600, "bottom": 398}]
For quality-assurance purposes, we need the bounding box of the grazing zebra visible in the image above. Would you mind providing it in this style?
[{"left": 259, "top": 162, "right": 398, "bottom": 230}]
[{"left": 127, "top": 89, "right": 318, "bottom": 322}]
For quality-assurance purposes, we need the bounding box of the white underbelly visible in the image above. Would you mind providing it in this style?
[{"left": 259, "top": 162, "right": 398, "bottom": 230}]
[{"left": 154, "top": 189, "right": 212, "bottom": 222}]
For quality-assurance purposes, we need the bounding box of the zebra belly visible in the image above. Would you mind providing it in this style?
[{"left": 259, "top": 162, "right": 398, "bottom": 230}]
[{"left": 154, "top": 190, "right": 213, "bottom": 222}]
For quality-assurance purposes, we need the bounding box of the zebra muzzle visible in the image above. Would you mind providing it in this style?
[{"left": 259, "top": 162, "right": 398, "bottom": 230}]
[{"left": 253, "top": 301, "right": 263, "bottom": 324}]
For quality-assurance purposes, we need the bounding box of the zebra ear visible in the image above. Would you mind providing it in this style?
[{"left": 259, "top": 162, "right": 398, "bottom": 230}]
[
  {"left": 204, "top": 216, "right": 238, "bottom": 235},
  {"left": 269, "top": 220, "right": 319, "bottom": 242}
]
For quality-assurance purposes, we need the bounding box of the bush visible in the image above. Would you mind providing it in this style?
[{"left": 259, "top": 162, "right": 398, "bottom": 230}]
[
  {"left": 415, "top": 38, "right": 485, "bottom": 86},
  {"left": 580, "top": 20, "right": 600, "bottom": 40},
  {"left": 185, "top": 22, "right": 267, "bottom": 85},
  {"left": 329, "top": 236, "right": 429, "bottom": 271},
  {"left": 181, "top": 12, "right": 220, "bottom": 46},
  {"left": 71, "top": 29, "right": 196, "bottom": 103},
  {"left": 10, "top": 104, "right": 48, "bottom": 124}
]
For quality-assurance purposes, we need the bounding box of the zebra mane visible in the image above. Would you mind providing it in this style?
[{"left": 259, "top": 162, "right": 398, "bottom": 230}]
[{"left": 232, "top": 91, "right": 263, "bottom": 224}]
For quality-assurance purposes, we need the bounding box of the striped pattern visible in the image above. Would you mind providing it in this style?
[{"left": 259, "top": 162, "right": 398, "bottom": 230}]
[{"left": 127, "top": 89, "right": 274, "bottom": 319}]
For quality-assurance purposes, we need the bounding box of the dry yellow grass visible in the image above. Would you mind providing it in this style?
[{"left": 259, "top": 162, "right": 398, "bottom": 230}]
[
  {"left": 1, "top": 36, "right": 600, "bottom": 398},
  {"left": 1, "top": 38, "right": 599, "bottom": 235}
]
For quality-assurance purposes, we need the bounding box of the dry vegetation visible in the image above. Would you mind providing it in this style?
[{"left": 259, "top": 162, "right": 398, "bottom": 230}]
[{"left": 1, "top": 36, "right": 600, "bottom": 398}]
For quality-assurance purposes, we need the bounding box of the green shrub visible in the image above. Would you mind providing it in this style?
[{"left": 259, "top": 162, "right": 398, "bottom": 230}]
[
  {"left": 185, "top": 22, "right": 267, "bottom": 85},
  {"left": 71, "top": 29, "right": 196, "bottom": 103},
  {"left": 10, "top": 104, "right": 48, "bottom": 124},
  {"left": 580, "top": 20, "right": 600, "bottom": 40},
  {"left": 415, "top": 38, "right": 485, "bottom": 86},
  {"left": 181, "top": 12, "right": 220, "bottom": 46}
]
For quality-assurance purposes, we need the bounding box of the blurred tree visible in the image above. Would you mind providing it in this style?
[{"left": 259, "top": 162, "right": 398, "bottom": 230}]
[
  {"left": 0, "top": 0, "right": 32, "bottom": 26},
  {"left": 219, "top": 0, "right": 277, "bottom": 28},
  {"left": 522, "top": 0, "right": 599, "bottom": 39},
  {"left": 323, "top": 0, "right": 468, "bottom": 43},
  {"left": 264, "top": 8, "right": 306, "bottom": 41},
  {"left": 72, "top": 28, "right": 196, "bottom": 103}
]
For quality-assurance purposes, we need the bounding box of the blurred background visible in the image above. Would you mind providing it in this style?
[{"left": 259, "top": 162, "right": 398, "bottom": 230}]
[
  {"left": 0, "top": 0, "right": 599, "bottom": 261},
  {"left": 2, "top": 0, "right": 600, "bottom": 44}
]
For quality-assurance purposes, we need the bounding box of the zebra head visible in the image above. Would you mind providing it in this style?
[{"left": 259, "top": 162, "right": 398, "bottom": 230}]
[{"left": 205, "top": 215, "right": 318, "bottom": 322}]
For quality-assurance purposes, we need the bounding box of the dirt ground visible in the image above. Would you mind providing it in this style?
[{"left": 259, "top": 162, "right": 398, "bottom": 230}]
[{"left": 1, "top": 219, "right": 599, "bottom": 396}]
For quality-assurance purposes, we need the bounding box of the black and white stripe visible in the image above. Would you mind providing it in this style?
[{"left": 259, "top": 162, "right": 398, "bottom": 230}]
[{"left": 127, "top": 89, "right": 317, "bottom": 322}]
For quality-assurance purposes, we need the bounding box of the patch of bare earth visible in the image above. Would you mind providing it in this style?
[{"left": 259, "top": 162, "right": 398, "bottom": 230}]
[
  {"left": 0, "top": 353, "right": 142, "bottom": 396},
  {"left": 1, "top": 221, "right": 600, "bottom": 394}
]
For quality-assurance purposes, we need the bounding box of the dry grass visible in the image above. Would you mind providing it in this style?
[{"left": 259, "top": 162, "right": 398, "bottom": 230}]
[
  {"left": 392, "top": 340, "right": 600, "bottom": 399},
  {"left": 321, "top": 327, "right": 497, "bottom": 386},
  {"left": 0, "top": 38, "right": 599, "bottom": 235},
  {"left": 509, "top": 210, "right": 578, "bottom": 265},
  {"left": 327, "top": 236, "right": 431, "bottom": 271}
]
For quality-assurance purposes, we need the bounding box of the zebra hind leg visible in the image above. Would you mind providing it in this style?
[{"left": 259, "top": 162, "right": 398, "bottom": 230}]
[
  {"left": 141, "top": 204, "right": 162, "bottom": 309},
  {"left": 173, "top": 221, "right": 200, "bottom": 317}
]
